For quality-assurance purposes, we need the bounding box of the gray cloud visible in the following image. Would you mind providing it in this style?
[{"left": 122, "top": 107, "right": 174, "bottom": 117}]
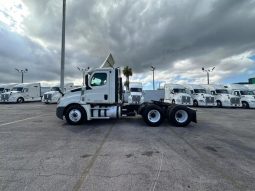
[{"left": 0, "top": 0, "right": 255, "bottom": 86}]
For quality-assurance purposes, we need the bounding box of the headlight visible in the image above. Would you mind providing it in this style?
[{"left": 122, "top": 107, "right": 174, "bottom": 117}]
[{"left": 199, "top": 100, "right": 204, "bottom": 102}]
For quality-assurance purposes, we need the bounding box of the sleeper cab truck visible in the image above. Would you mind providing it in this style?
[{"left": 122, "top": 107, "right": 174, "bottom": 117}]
[
  {"left": 42, "top": 83, "right": 74, "bottom": 104},
  {"left": 225, "top": 84, "right": 255, "bottom": 109},
  {"left": 164, "top": 84, "right": 193, "bottom": 106},
  {"left": 201, "top": 84, "right": 241, "bottom": 108},
  {"left": 0, "top": 83, "right": 41, "bottom": 103},
  {"left": 183, "top": 84, "right": 216, "bottom": 107},
  {"left": 56, "top": 54, "right": 197, "bottom": 127}
]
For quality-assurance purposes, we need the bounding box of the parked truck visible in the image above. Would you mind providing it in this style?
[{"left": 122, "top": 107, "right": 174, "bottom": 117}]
[
  {"left": 225, "top": 84, "right": 255, "bottom": 109},
  {"left": 0, "top": 83, "right": 17, "bottom": 93},
  {"left": 183, "top": 84, "right": 216, "bottom": 107},
  {"left": 244, "top": 84, "right": 255, "bottom": 94},
  {"left": 127, "top": 82, "right": 144, "bottom": 105},
  {"left": 164, "top": 84, "right": 193, "bottom": 106},
  {"left": 56, "top": 54, "right": 197, "bottom": 127},
  {"left": 201, "top": 84, "right": 241, "bottom": 108},
  {"left": 0, "top": 83, "right": 41, "bottom": 103},
  {"left": 42, "top": 83, "right": 74, "bottom": 104}
]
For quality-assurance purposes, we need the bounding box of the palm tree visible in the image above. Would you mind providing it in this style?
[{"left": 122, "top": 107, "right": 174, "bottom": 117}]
[{"left": 122, "top": 66, "right": 133, "bottom": 90}]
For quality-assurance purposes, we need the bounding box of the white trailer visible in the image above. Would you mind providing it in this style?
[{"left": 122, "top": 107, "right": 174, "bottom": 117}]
[
  {"left": 201, "top": 84, "right": 241, "bottom": 108},
  {"left": 164, "top": 84, "right": 193, "bottom": 106},
  {"left": 225, "top": 84, "right": 255, "bottom": 109},
  {"left": 0, "top": 83, "right": 41, "bottom": 103},
  {"left": 0, "top": 83, "right": 17, "bottom": 93},
  {"left": 56, "top": 54, "right": 197, "bottom": 127},
  {"left": 183, "top": 84, "right": 216, "bottom": 107},
  {"left": 42, "top": 83, "right": 74, "bottom": 104},
  {"left": 127, "top": 82, "right": 144, "bottom": 105}
]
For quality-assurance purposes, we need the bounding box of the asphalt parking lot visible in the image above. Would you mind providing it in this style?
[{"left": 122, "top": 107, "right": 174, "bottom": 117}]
[{"left": 0, "top": 103, "right": 255, "bottom": 191}]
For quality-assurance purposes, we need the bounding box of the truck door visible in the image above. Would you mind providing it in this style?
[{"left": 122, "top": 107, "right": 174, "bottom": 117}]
[{"left": 83, "top": 71, "right": 111, "bottom": 104}]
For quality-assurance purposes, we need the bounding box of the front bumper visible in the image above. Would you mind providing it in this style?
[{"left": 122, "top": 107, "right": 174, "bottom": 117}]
[{"left": 56, "top": 107, "right": 65, "bottom": 119}]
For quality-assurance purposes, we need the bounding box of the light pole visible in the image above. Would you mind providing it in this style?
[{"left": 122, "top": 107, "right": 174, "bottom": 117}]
[
  {"left": 15, "top": 68, "right": 28, "bottom": 83},
  {"left": 77, "top": 67, "right": 90, "bottom": 86},
  {"left": 151, "top": 66, "right": 155, "bottom": 90},
  {"left": 202, "top": 67, "right": 215, "bottom": 84},
  {"left": 60, "top": 0, "right": 66, "bottom": 92}
]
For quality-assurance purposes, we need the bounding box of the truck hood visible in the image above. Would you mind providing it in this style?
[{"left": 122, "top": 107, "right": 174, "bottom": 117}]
[
  {"left": 218, "top": 94, "right": 238, "bottom": 99},
  {"left": 242, "top": 95, "right": 255, "bottom": 99},
  {"left": 173, "top": 93, "right": 191, "bottom": 97},
  {"left": 195, "top": 93, "right": 214, "bottom": 97}
]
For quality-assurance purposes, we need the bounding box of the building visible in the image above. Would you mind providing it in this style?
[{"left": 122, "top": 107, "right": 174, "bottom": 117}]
[{"left": 248, "top": 77, "right": 255, "bottom": 84}]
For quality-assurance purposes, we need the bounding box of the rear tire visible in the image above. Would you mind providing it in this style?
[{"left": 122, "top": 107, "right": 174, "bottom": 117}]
[
  {"left": 167, "top": 105, "right": 191, "bottom": 127},
  {"left": 65, "top": 105, "right": 86, "bottom": 125},
  {"left": 17, "top": 97, "right": 24, "bottom": 103},
  {"left": 242, "top": 101, "right": 249, "bottom": 109},
  {"left": 142, "top": 104, "right": 164, "bottom": 127}
]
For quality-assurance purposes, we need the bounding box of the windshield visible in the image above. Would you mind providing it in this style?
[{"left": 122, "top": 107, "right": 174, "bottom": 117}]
[
  {"left": 173, "top": 88, "right": 186, "bottom": 93},
  {"left": 0, "top": 88, "right": 4, "bottom": 92},
  {"left": 130, "top": 88, "right": 142, "bottom": 92},
  {"left": 11, "top": 87, "right": 23, "bottom": 92},
  {"left": 51, "top": 87, "right": 60, "bottom": 91},
  {"left": 216, "top": 89, "right": 228, "bottom": 94},
  {"left": 194, "top": 89, "right": 206, "bottom": 93},
  {"left": 240, "top": 91, "right": 254, "bottom": 95}
]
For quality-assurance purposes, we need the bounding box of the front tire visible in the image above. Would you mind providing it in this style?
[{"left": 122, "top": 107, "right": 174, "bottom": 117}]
[
  {"left": 242, "top": 101, "right": 249, "bottom": 109},
  {"left": 193, "top": 100, "right": 198, "bottom": 107},
  {"left": 65, "top": 105, "right": 86, "bottom": 125},
  {"left": 142, "top": 104, "right": 164, "bottom": 127},
  {"left": 216, "top": 100, "right": 222, "bottom": 108},
  {"left": 167, "top": 105, "right": 191, "bottom": 127},
  {"left": 17, "top": 97, "right": 24, "bottom": 103}
]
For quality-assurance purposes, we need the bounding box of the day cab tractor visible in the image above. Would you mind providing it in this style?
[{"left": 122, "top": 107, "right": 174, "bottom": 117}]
[{"left": 56, "top": 54, "right": 197, "bottom": 127}]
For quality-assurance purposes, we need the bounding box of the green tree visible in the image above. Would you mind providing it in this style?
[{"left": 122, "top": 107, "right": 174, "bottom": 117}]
[{"left": 122, "top": 66, "right": 133, "bottom": 90}]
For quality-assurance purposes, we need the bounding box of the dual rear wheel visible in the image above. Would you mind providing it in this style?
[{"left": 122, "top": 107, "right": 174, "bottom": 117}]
[{"left": 142, "top": 104, "right": 191, "bottom": 127}]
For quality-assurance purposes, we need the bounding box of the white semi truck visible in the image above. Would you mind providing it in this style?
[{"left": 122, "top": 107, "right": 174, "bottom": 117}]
[
  {"left": 42, "top": 83, "right": 74, "bottom": 104},
  {"left": 127, "top": 82, "right": 144, "bottom": 105},
  {"left": 0, "top": 83, "right": 41, "bottom": 103},
  {"left": 201, "top": 84, "right": 241, "bottom": 108},
  {"left": 0, "top": 83, "right": 17, "bottom": 93},
  {"left": 56, "top": 54, "right": 197, "bottom": 127},
  {"left": 183, "top": 84, "right": 216, "bottom": 107},
  {"left": 164, "top": 84, "right": 193, "bottom": 106},
  {"left": 225, "top": 84, "right": 255, "bottom": 109}
]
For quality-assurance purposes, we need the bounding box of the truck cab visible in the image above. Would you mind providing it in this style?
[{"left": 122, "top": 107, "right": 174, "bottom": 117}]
[
  {"left": 183, "top": 84, "right": 216, "bottom": 107},
  {"left": 201, "top": 84, "right": 241, "bottom": 108},
  {"left": 225, "top": 84, "right": 255, "bottom": 109},
  {"left": 164, "top": 84, "right": 193, "bottom": 106},
  {"left": 42, "top": 83, "right": 74, "bottom": 104},
  {"left": 1, "top": 83, "right": 41, "bottom": 103},
  {"left": 0, "top": 83, "right": 17, "bottom": 94},
  {"left": 127, "top": 82, "right": 144, "bottom": 105}
]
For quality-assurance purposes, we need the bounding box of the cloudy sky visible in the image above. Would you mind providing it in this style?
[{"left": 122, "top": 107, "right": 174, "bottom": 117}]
[{"left": 0, "top": 0, "right": 255, "bottom": 89}]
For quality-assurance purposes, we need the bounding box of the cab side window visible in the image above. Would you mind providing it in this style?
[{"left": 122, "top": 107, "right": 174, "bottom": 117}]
[
  {"left": 90, "top": 73, "right": 107, "bottom": 87},
  {"left": 23, "top": 88, "right": 29, "bottom": 93}
]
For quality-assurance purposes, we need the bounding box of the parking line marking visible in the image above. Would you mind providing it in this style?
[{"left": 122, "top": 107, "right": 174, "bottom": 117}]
[{"left": 0, "top": 115, "right": 48, "bottom": 127}]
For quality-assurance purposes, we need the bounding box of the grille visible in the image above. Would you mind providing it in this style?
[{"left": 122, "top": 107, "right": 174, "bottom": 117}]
[
  {"left": 44, "top": 94, "right": 52, "bottom": 101},
  {"left": 132, "top": 95, "right": 141, "bottom": 103},
  {"left": 1, "top": 94, "right": 9, "bottom": 101},
  {"left": 182, "top": 96, "right": 191, "bottom": 104},
  {"left": 230, "top": 97, "right": 240, "bottom": 105},
  {"left": 206, "top": 97, "right": 214, "bottom": 104}
]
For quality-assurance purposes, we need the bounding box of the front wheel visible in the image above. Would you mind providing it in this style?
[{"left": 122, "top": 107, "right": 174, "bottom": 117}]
[
  {"left": 242, "top": 102, "right": 249, "bottom": 109},
  {"left": 167, "top": 105, "right": 191, "bottom": 127},
  {"left": 142, "top": 104, "right": 164, "bottom": 127},
  {"left": 17, "top": 97, "right": 24, "bottom": 103},
  {"left": 65, "top": 105, "right": 86, "bottom": 125},
  {"left": 216, "top": 101, "right": 222, "bottom": 108}
]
